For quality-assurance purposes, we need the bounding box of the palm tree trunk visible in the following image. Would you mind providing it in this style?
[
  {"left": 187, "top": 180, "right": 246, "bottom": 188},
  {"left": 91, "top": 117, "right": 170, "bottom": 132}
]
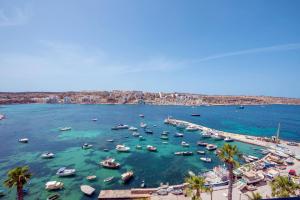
[
  {"left": 17, "top": 185, "right": 23, "bottom": 200},
  {"left": 228, "top": 163, "right": 234, "bottom": 200},
  {"left": 196, "top": 188, "right": 201, "bottom": 199}
]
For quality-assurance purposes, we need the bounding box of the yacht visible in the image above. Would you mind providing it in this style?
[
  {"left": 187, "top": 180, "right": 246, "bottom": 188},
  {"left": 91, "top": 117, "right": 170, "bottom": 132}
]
[
  {"left": 41, "top": 152, "right": 55, "bottom": 159},
  {"left": 116, "top": 145, "right": 130, "bottom": 152},
  {"left": 147, "top": 145, "right": 157, "bottom": 152},
  {"left": 59, "top": 127, "right": 72, "bottom": 131},
  {"left": 100, "top": 158, "right": 120, "bottom": 169},
  {"left": 82, "top": 143, "right": 93, "bottom": 149},
  {"left": 18, "top": 138, "right": 29, "bottom": 143},
  {"left": 121, "top": 171, "right": 134, "bottom": 183},
  {"left": 206, "top": 144, "right": 217, "bottom": 151},
  {"left": 200, "top": 157, "right": 212, "bottom": 162},
  {"left": 56, "top": 167, "right": 76, "bottom": 177},
  {"left": 140, "top": 122, "right": 147, "bottom": 128},
  {"left": 129, "top": 126, "right": 138, "bottom": 131},
  {"left": 111, "top": 124, "right": 129, "bottom": 130},
  {"left": 181, "top": 141, "right": 190, "bottom": 147},
  {"left": 45, "top": 181, "right": 64, "bottom": 190},
  {"left": 224, "top": 137, "right": 234, "bottom": 142}
]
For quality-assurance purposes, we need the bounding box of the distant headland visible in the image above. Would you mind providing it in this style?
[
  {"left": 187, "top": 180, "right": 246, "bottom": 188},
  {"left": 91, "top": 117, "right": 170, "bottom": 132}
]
[{"left": 0, "top": 91, "right": 299, "bottom": 105}]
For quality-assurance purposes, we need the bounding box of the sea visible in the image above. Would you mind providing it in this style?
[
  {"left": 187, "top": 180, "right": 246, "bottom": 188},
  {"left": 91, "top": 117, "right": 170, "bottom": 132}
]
[{"left": 0, "top": 104, "right": 299, "bottom": 199}]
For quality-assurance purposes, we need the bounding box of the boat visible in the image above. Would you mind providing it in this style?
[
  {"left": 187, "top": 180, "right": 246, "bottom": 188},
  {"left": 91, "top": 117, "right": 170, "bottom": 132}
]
[
  {"left": 82, "top": 143, "right": 93, "bottom": 149},
  {"left": 147, "top": 145, "right": 157, "bottom": 152},
  {"left": 248, "top": 155, "right": 259, "bottom": 160},
  {"left": 129, "top": 126, "right": 138, "bottom": 131},
  {"left": 181, "top": 141, "right": 190, "bottom": 147},
  {"left": 86, "top": 175, "right": 97, "bottom": 181},
  {"left": 160, "top": 135, "right": 169, "bottom": 140},
  {"left": 201, "top": 132, "right": 211, "bottom": 138},
  {"left": 203, "top": 166, "right": 229, "bottom": 187},
  {"left": 238, "top": 105, "right": 244, "bottom": 109},
  {"left": 139, "top": 114, "right": 144, "bottom": 118},
  {"left": 18, "top": 138, "right": 29, "bottom": 143},
  {"left": 186, "top": 126, "right": 198, "bottom": 131},
  {"left": 144, "top": 128, "right": 153, "bottom": 134},
  {"left": 139, "top": 136, "right": 145, "bottom": 141},
  {"left": 197, "top": 141, "right": 208, "bottom": 146},
  {"left": 191, "top": 114, "right": 201, "bottom": 117},
  {"left": 162, "top": 141, "right": 168, "bottom": 144},
  {"left": 140, "top": 122, "right": 147, "bottom": 128},
  {"left": 285, "top": 157, "right": 294, "bottom": 165},
  {"left": 56, "top": 167, "right": 76, "bottom": 177},
  {"left": 132, "top": 132, "right": 140, "bottom": 137},
  {"left": 121, "top": 171, "right": 134, "bottom": 183},
  {"left": 206, "top": 144, "right": 217, "bottom": 151},
  {"left": 59, "top": 127, "right": 71, "bottom": 131},
  {"left": 116, "top": 144, "right": 130, "bottom": 152},
  {"left": 242, "top": 155, "right": 254, "bottom": 163},
  {"left": 103, "top": 148, "right": 109, "bottom": 152},
  {"left": 200, "top": 157, "right": 212, "bottom": 162},
  {"left": 140, "top": 180, "right": 146, "bottom": 188},
  {"left": 0, "top": 114, "right": 5, "bottom": 120},
  {"left": 261, "top": 149, "right": 269, "bottom": 155},
  {"left": 242, "top": 171, "right": 264, "bottom": 184},
  {"left": 106, "top": 139, "right": 114, "bottom": 142},
  {"left": 45, "top": 181, "right": 64, "bottom": 190},
  {"left": 174, "top": 151, "right": 193, "bottom": 156},
  {"left": 80, "top": 185, "right": 95, "bottom": 196},
  {"left": 197, "top": 150, "right": 206, "bottom": 155},
  {"left": 224, "top": 137, "right": 234, "bottom": 142},
  {"left": 47, "top": 193, "right": 60, "bottom": 200},
  {"left": 111, "top": 124, "right": 129, "bottom": 130},
  {"left": 104, "top": 176, "right": 114, "bottom": 183},
  {"left": 0, "top": 189, "right": 5, "bottom": 197},
  {"left": 41, "top": 152, "right": 55, "bottom": 159},
  {"left": 91, "top": 118, "right": 98, "bottom": 121},
  {"left": 100, "top": 158, "right": 120, "bottom": 169},
  {"left": 211, "top": 134, "right": 223, "bottom": 141},
  {"left": 287, "top": 142, "right": 298, "bottom": 146},
  {"left": 174, "top": 133, "right": 184, "bottom": 137},
  {"left": 136, "top": 145, "right": 142, "bottom": 149},
  {"left": 161, "top": 131, "right": 169, "bottom": 135}
]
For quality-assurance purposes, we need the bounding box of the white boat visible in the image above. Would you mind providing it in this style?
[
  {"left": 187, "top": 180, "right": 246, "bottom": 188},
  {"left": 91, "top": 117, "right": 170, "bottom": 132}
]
[
  {"left": 59, "top": 127, "right": 72, "bottom": 131},
  {"left": 140, "top": 122, "right": 147, "bottom": 128},
  {"left": 111, "top": 124, "right": 129, "bottom": 130},
  {"left": 174, "top": 133, "right": 184, "bottom": 137},
  {"left": 129, "top": 126, "right": 138, "bottom": 131},
  {"left": 116, "top": 144, "right": 130, "bottom": 152},
  {"left": 139, "top": 136, "right": 145, "bottom": 141},
  {"left": 248, "top": 155, "right": 259, "bottom": 160},
  {"left": 147, "top": 145, "right": 157, "bottom": 152},
  {"left": 206, "top": 144, "right": 217, "bottom": 151},
  {"left": 45, "top": 181, "right": 64, "bottom": 190},
  {"left": 224, "top": 137, "right": 234, "bottom": 142},
  {"left": 202, "top": 132, "right": 211, "bottom": 138},
  {"left": 261, "top": 149, "right": 269, "bottom": 155},
  {"left": 186, "top": 126, "right": 198, "bottom": 131},
  {"left": 56, "top": 167, "right": 76, "bottom": 177},
  {"left": 106, "top": 139, "right": 114, "bottom": 142},
  {"left": 132, "top": 132, "right": 140, "bottom": 137},
  {"left": 211, "top": 134, "right": 223, "bottom": 141},
  {"left": 200, "top": 157, "right": 212, "bottom": 162},
  {"left": 18, "top": 138, "right": 29, "bottom": 143},
  {"left": 181, "top": 141, "right": 190, "bottom": 147},
  {"left": 0, "top": 114, "right": 4, "bottom": 120},
  {"left": 86, "top": 175, "right": 97, "bottom": 181},
  {"left": 104, "top": 176, "right": 114, "bottom": 182},
  {"left": 41, "top": 152, "right": 55, "bottom": 159},
  {"left": 82, "top": 143, "right": 93, "bottom": 149},
  {"left": 197, "top": 150, "right": 206, "bottom": 155},
  {"left": 80, "top": 185, "right": 95, "bottom": 196},
  {"left": 121, "top": 171, "right": 134, "bottom": 183},
  {"left": 100, "top": 158, "right": 120, "bottom": 169},
  {"left": 91, "top": 118, "right": 98, "bottom": 121},
  {"left": 136, "top": 145, "right": 142, "bottom": 149},
  {"left": 162, "top": 131, "right": 169, "bottom": 135},
  {"left": 139, "top": 114, "right": 144, "bottom": 118},
  {"left": 242, "top": 171, "right": 264, "bottom": 184}
]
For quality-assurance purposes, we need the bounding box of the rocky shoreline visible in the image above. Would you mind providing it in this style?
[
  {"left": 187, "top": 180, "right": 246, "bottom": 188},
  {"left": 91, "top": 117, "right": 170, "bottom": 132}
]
[{"left": 0, "top": 91, "right": 299, "bottom": 105}]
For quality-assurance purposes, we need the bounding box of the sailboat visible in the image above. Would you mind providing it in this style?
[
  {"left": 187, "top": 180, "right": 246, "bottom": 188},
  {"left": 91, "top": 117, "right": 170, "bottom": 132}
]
[{"left": 272, "top": 123, "right": 280, "bottom": 143}]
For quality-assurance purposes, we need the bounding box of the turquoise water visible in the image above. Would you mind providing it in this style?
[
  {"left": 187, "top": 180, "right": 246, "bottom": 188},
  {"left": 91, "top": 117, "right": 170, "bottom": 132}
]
[{"left": 0, "top": 104, "right": 299, "bottom": 199}]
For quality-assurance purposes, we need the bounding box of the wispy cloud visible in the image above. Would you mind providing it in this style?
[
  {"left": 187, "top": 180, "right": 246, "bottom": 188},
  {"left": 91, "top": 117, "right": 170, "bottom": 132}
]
[
  {"left": 189, "top": 43, "right": 300, "bottom": 63},
  {"left": 0, "top": 7, "right": 30, "bottom": 27}
]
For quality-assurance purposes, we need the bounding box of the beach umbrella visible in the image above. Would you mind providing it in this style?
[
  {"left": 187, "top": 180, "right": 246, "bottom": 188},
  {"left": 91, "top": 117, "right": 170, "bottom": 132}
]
[{"left": 289, "top": 169, "right": 296, "bottom": 176}]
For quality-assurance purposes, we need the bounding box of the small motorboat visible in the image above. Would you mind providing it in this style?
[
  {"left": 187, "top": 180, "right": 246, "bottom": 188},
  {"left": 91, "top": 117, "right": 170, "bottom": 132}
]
[
  {"left": 261, "top": 149, "right": 269, "bottom": 155},
  {"left": 86, "top": 175, "right": 97, "bottom": 181},
  {"left": 160, "top": 135, "right": 169, "bottom": 140},
  {"left": 47, "top": 193, "right": 60, "bottom": 200},
  {"left": 287, "top": 142, "right": 298, "bottom": 146},
  {"left": 162, "top": 131, "right": 169, "bottom": 135},
  {"left": 238, "top": 105, "right": 244, "bottom": 109},
  {"left": 80, "top": 185, "right": 95, "bottom": 196},
  {"left": 100, "top": 158, "right": 120, "bottom": 169},
  {"left": 116, "top": 144, "right": 130, "bottom": 152},
  {"left": 104, "top": 176, "right": 114, "bottom": 183},
  {"left": 248, "top": 155, "right": 259, "bottom": 160},
  {"left": 121, "top": 171, "right": 134, "bottom": 183},
  {"left": 197, "top": 150, "right": 205, "bottom": 155},
  {"left": 111, "top": 124, "right": 129, "bottom": 130},
  {"left": 136, "top": 145, "right": 142, "bottom": 150},
  {"left": 139, "top": 114, "right": 144, "bottom": 118},
  {"left": 106, "top": 139, "right": 114, "bottom": 142},
  {"left": 200, "top": 157, "right": 212, "bottom": 162},
  {"left": 82, "top": 143, "right": 93, "bottom": 149},
  {"left": 174, "top": 151, "right": 193, "bottom": 156},
  {"left": 206, "top": 144, "right": 217, "bottom": 151},
  {"left": 224, "top": 137, "right": 234, "bottom": 142},
  {"left": 211, "top": 134, "right": 223, "bottom": 141},
  {"left": 0, "top": 114, "right": 5, "bottom": 120},
  {"left": 162, "top": 141, "right": 168, "bottom": 144},
  {"left": 41, "top": 152, "right": 55, "bottom": 159},
  {"left": 18, "top": 138, "right": 29, "bottom": 143},
  {"left": 197, "top": 141, "right": 208, "bottom": 146},
  {"left": 103, "top": 148, "right": 109, "bottom": 152},
  {"left": 56, "top": 167, "right": 76, "bottom": 177},
  {"left": 129, "top": 126, "right": 138, "bottom": 131},
  {"left": 191, "top": 114, "right": 201, "bottom": 117},
  {"left": 45, "top": 181, "right": 64, "bottom": 190},
  {"left": 144, "top": 128, "right": 153, "bottom": 134},
  {"left": 140, "top": 122, "right": 147, "bottom": 128},
  {"left": 139, "top": 136, "right": 145, "bottom": 141},
  {"left": 91, "top": 118, "right": 98, "bottom": 121},
  {"left": 132, "top": 132, "right": 140, "bottom": 137},
  {"left": 174, "top": 133, "right": 184, "bottom": 137},
  {"left": 147, "top": 145, "right": 157, "bottom": 152},
  {"left": 181, "top": 141, "right": 190, "bottom": 147},
  {"left": 201, "top": 132, "right": 211, "bottom": 138},
  {"left": 186, "top": 126, "right": 198, "bottom": 131},
  {"left": 59, "top": 127, "right": 72, "bottom": 131}
]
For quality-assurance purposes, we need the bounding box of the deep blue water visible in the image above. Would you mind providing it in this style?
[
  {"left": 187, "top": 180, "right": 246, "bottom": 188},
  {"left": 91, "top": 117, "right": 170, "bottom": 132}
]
[{"left": 0, "top": 104, "right": 299, "bottom": 199}]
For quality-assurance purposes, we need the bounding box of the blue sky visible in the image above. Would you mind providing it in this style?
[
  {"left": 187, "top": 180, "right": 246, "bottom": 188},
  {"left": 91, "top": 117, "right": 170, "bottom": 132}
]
[{"left": 0, "top": 0, "right": 300, "bottom": 97}]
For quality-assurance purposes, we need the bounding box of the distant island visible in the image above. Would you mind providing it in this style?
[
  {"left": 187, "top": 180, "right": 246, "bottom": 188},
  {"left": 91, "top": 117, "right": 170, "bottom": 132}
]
[{"left": 0, "top": 91, "right": 300, "bottom": 105}]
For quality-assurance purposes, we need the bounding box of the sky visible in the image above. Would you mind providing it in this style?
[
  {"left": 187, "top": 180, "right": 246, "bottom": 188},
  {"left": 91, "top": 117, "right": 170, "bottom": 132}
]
[{"left": 0, "top": 0, "right": 300, "bottom": 97}]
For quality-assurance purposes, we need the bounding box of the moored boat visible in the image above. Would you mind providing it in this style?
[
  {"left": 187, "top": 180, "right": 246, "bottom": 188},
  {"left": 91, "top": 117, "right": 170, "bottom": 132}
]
[
  {"left": 59, "top": 127, "right": 72, "bottom": 131},
  {"left": 139, "top": 135, "right": 145, "bottom": 141},
  {"left": 140, "top": 122, "right": 147, "bottom": 128},
  {"left": 80, "top": 185, "right": 95, "bottom": 196},
  {"left": 106, "top": 139, "right": 114, "bottom": 142},
  {"left": 147, "top": 145, "right": 157, "bottom": 152},
  {"left": 139, "top": 114, "right": 144, "bottom": 118},
  {"left": 86, "top": 175, "right": 97, "bottom": 181},
  {"left": 211, "top": 134, "right": 223, "bottom": 141},
  {"left": 116, "top": 144, "right": 130, "bottom": 152},
  {"left": 197, "top": 141, "right": 208, "bottom": 146},
  {"left": 100, "top": 158, "right": 120, "bottom": 169},
  {"left": 91, "top": 118, "right": 98, "bottom": 121},
  {"left": 104, "top": 176, "right": 114, "bottom": 183},
  {"left": 47, "top": 193, "right": 60, "bottom": 200},
  {"left": 191, "top": 114, "right": 201, "bottom": 117},
  {"left": 132, "top": 132, "right": 140, "bottom": 137},
  {"left": 56, "top": 167, "right": 76, "bottom": 177},
  {"left": 224, "top": 137, "right": 234, "bottom": 142},
  {"left": 161, "top": 131, "right": 169, "bottom": 135},
  {"left": 136, "top": 145, "right": 142, "bottom": 149},
  {"left": 82, "top": 143, "right": 93, "bottom": 149},
  {"left": 174, "top": 133, "right": 184, "bottom": 137},
  {"left": 160, "top": 135, "right": 169, "bottom": 140},
  {"left": 186, "top": 126, "right": 198, "bottom": 131},
  {"left": 197, "top": 150, "right": 206, "bottom": 155},
  {"left": 121, "top": 171, "right": 134, "bottom": 183},
  {"left": 45, "top": 181, "right": 64, "bottom": 190},
  {"left": 200, "top": 157, "right": 212, "bottom": 162},
  {"left": 206, "top": 144, "right": 217, "bottom": 151},
  {"left": 201, "top": 132, "right": 211, "bottom": 138},
  {"left": 174, "top": 151, "right": 193, "bottom": 156},
  {"left": 144, "top": 128, "right": 153, "bottom": 134},
  {"left": 111, "top": 124, "right": 129, "bottom": 130},
  {"left": 41, "top": 152, "right": 55, "bottom": 159},
  {"left": 181, "top": 141, "right": 190, "bottom": 147},
  {"left": 18, "top": 138, "right": 29, "bottom": 143},
  {"left": 129, "top": 126, "right": 138, "bottom": 131}
]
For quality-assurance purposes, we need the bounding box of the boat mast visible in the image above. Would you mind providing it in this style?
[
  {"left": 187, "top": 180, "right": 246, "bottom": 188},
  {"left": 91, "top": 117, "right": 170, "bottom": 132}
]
[{"left": 276, "top": 123, "right": 280, "bottom": 143}]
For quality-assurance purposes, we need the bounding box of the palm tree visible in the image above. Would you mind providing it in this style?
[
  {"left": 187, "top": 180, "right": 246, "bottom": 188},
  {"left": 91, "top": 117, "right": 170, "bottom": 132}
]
[
  {"left": 248, "top": 192, "right": 262, "bottom": 200},
  {"left": 270, "top": 176, "right": 300, "bottom": 198},
  {"left": 217, "top": 144, "right": 240, "bottom": 200},
  {"left": 206, "top": 186, "right": 213, "bottom": 200},
  {"left": 3, "top": 166, "right": 32, "bottom": 200},
  {"left": 185, "top": 175, "right": 209, "bottom": 200}
]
